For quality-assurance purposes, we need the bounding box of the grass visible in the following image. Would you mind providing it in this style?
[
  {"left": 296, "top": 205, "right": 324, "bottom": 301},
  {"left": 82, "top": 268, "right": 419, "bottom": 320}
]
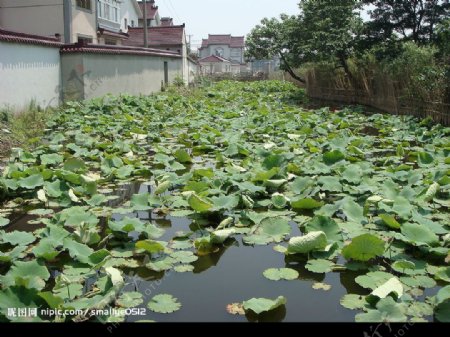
[{"left": 0, "top": 101, "right": 54, "bottom": 162}]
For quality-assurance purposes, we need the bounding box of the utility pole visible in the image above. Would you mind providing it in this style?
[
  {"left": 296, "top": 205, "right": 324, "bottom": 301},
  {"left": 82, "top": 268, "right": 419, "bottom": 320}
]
[{"left": 143, "top": 1, "right": 148, "bottom": 48}]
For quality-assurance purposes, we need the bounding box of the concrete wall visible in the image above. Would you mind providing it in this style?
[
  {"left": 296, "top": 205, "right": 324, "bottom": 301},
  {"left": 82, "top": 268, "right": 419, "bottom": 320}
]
[
  {"left": 0, "top": 0, "right": 65, "bottom": 40},
  {"left": 187, "top": 59, "right": 198, "bottom": 84},
  {"left": 61, "top": 52, "right": 183, "bottom": 100},
  {"left": 0, "top": 41, "right": 61, "bottom": 110}
]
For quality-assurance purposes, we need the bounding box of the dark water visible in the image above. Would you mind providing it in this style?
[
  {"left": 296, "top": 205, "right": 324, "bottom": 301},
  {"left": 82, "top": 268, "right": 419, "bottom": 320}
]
[{"left": 3, "top": 182, "right": 438, "bottom": 322}]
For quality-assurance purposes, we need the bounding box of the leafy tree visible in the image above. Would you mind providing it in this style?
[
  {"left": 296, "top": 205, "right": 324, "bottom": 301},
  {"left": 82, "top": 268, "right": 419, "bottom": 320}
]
[
  {"left": 246, "top": 0, "right": 362, "bottom": 82},
  {"left": 362, "top": 0, "right": 450, "bottom": 44},
  {"left": 246, "top": 15, "right": 306, "bottom": 83}
]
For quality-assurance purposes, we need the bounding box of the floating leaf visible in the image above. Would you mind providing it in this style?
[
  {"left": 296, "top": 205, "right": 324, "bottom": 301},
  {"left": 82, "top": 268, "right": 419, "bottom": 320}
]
[
  {"left": 1, "top": 231, "right": 36, "bottom": 246},
  {"left": 116, "top": 292, "right": 144, "bottom": 308},
  {"left": 392, "top": 260, "right": 416, "bottom": 274},
  {"left": 435, "top": 267, "right": 450, "bottom": 283},
  {"left": 18, "top": 174, "right": 44, "bottom": 189},
  {"left": 174, "top": 265, "right": 194, "bottom": 273},
  {"left": 305, "top": 259, "right": 335, "bottom": 273},
  {"left": 0, "top": 217, "right": 10, "bottom": 228},
  {"left": 367, "top": 277, "right": 403, "bottom": 304},
  {"left": 258, "top": 217, "right": 291, "bottom": 242},
  {"left": 147, "top": 294, "right": 181, "bottom": 314},
  {"left": 342, "top": 234, "right": 385, "bottom": 262},
  {"left": 242, "top": 296, "right": 286, "bottom": 315},
  {"left": 263, "top": 268, "right": 299, "bottom": 281},
  {"left": 355, "top": 271, "right": 394, "bottom": 290},
  {"left": 340, "top": 294, "right": 367, "bottom": 310},
  {"left": 135, "top": 240, "right": 165, "bottom": 254}
]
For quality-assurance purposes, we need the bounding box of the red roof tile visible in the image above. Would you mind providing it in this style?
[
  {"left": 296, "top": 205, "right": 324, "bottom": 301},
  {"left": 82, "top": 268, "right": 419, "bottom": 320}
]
[
  {"left": 125, "top": 25, "right": 185, "bottom": 48},
  {"left": 198, "top": 55, "right": 231, "bottom": 63},
  {"left": 60, "top": 43, "right": 181, "bottom": 58},
  {"left": 0, "top": 27, "right": 62, "bottom": 47},
  {"left": 200, "top": 34, "right": 245, "bottom": 49},
  {"left": 138, "top": 1, "right": 159, "bottom": 19},
  {"left": 98, "top": 28, "right": 129, "bottom": 40}
]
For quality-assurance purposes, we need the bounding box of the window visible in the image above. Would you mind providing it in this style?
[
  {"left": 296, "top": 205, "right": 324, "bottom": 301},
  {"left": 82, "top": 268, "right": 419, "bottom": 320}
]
[
  {"left": 76, "top": 0, "right": 91, "bottom": 10},
  {"left": 124, "top": 18, "right": 128, "bottom": 28},
  {"left": 131, "top": 20, "right": 135, "bottom": 27},
  {"left": 77, "top": 35, "right": 93, "bottom": 44},
  {"left": 98, "top": 0, "right": 120, "bottom": 23}
]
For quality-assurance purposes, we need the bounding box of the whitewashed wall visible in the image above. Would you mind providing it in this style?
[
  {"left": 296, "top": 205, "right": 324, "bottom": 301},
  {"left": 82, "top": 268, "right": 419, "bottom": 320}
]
[
  {"left": 61, "top": 52, "right": 183, "bottom": 100},
  {"left": 0, "top": 41, "right": 61, "bottom": 110}
]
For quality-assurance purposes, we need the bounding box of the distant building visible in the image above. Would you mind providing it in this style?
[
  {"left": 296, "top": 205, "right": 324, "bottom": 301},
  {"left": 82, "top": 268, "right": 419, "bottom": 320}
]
[
  {"left": 120, "top": 0, "right": 142, "bottom": 33},
  {"left": 198, "top": 55, "right": 232, "bottom": 75},
  {"left": 198, "top": 34, "right": 245, "bottom": 74},
  {"left": 125, "top": 24, "right": 196, "bottom": 84},
  {"left": 0, "top": 0, "right": 97, "bottom": 44},
  {"left": 137, "top": 0, "right": 160, "bottom": 27},
  {"left": 251, "top": 57, "right": 281, "bottom": 74}
]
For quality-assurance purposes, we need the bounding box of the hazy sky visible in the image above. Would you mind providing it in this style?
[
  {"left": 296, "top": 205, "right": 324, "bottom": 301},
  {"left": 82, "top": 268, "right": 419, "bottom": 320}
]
[{"left": 155, "top": 0, "right": 301, "bottom": 49}]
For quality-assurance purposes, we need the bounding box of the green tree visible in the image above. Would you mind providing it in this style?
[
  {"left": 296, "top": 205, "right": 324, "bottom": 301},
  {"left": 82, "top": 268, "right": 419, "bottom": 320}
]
[
  {"left": 246, "top": 15, "right": 306, "bottom": 83},
  {"left": 246, "top": 0, "right": 362, "bottom": 81},
  {"left": 362, "top": 0, "right": 450, "bottom": 44}
]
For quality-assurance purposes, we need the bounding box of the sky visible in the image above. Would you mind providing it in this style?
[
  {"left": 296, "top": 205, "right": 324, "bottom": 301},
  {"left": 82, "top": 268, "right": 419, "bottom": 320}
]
[{"left": 155, "top": 0, "right": 301, "bottom": 49}]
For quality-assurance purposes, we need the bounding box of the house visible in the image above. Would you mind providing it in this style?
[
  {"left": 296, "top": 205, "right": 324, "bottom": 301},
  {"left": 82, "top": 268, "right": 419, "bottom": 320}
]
[
  {"left": 0, "top": 0, "right": 97, "bottom": 44},
  {"left": 125, "top": 24, "right": 196, "bottom": 84},
  {"left": 199, "top": 34, "right": 245, "bottom": 65},
  {"left": 137, "top": 0, "right": 160, "bottom": 27},
  {"left": 198, "top": 55, "right": 231, "bottom": 75},
  {"left": 120, "top": 0, "right": 142, "bottom": 32}
]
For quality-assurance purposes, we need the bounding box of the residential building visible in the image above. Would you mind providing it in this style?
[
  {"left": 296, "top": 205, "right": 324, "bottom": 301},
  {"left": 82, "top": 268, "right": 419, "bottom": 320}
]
[
  {"left": 198, "top": 55, "right": 231, "bottom": 75},
  {"left": 120, "top": 0, "right": 142, "bottom": 32},
  {"left": 0, "top": 0, "right": 97, "bottom": 44},
  {"left": 137, "top": 0, "right": 160, "bottom": 27},
  {"left": 199, "top": 34, "right": 245, "bottom": 64},
  {"left": 125, "top": 23, "right": 197, "bottom": 84}
]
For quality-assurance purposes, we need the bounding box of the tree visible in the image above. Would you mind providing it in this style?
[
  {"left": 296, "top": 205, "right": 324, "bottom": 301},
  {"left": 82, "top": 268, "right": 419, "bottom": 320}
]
[
  {"left": 297, "top": 0, "right": 363, "bottom": 80},
  {"left": 362, "top": 0, "right": 450, "bottom": 44},
  {"left": 246, "top": 0, "right": 362, "bottom": 82},
  {"left": 246, "top": 15, "right": 306, "bottom": 83}
]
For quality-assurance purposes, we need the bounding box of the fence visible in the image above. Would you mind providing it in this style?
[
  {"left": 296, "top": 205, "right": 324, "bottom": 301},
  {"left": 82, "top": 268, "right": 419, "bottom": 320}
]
[{"left": 305, "top": 68, "right": 450, "bottom": 126}]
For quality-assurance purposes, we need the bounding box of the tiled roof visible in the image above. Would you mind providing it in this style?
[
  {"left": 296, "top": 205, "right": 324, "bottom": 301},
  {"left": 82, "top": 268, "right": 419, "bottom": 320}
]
[
  {"left": 98, "top": 28, "right": 129, "bottom": 40},
  {"left": 200, "top": 34, "right": 245, "bottom": 49},
  {"left": 138, "top": 0, "right": 159, "bottom": 19},
  {"left": 60, "top": 43, "right": 181, "bottom": 58},
  {"left": 125, "top": 25, "right": 185, "bottom": 47},
  {"left": 198, "top": 55, "right": 231, "bottom": 63},
  {"left": 0, "top": 28, "right": 62, "bottom": 47}
]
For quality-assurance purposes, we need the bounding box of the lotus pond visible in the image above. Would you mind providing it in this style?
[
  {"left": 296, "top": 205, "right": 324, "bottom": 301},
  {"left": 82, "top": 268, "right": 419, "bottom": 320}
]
[{"left": 0, "top": 81, "right": 450, "bottom": 323}]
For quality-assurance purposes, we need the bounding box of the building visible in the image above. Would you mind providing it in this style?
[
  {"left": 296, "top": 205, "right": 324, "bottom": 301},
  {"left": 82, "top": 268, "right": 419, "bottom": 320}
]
[
  {"left": 125, "top": 24, "right": 196, "bottom": 84},
  {"left": 198, "top": 55, "right": 231, "bottom": 75},
  {"left": 199, "top": 34, "right": 245, "bottom": 64},
  {"left": 120, "top": 0, "right": 142, "bottom": 32},
  {"left": 198, "top": 34, "right": 245, "bottom": 74},
  {"left": 0, "top": 0, "right": 97, "bottom": 44},
  {"left": 137, "top": 0, "right": 160, "bottom": 27}
]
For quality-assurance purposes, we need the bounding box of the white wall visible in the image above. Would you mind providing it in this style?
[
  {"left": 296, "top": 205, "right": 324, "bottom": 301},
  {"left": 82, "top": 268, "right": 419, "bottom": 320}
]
[
  {"left": 0, "top": 41, "right": 61, "bottom": 111},
  {"left": 120, "top": 0, "right": 140, "bottom": 32},
  {"left": 61, "top": 52, "right": 183, "bottom": 100}
]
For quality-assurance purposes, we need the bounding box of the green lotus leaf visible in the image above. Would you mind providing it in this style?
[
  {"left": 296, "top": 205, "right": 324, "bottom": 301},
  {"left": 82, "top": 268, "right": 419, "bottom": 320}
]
[
  {"left": 401, "top": 222, "right": 439, "bottom": 247},
  {"left": 18, "top": 174, "right": 44, "bottom": 189},
  {"left": 291, "top": 198, "right": 324, "bottom": 210},
  {"left": 263, "top": 268, "right": 299, "bottom": 281},
  {"left": 187, "top": 193, "right": 213, "bottom": 213},
  {"left": 342, "top": 234, "right": 385, "bottom": 262},
  {"left": 340, "top": 294, "right": 367, "bottom": 310},
  {"left": 1, "top": 231, "right": 36, "bottom": 246},
  {"left": 174, "top": 149, "right": 192, "bottom": 164},
  {"left": 0, "top": 216, "right": 10, "bottom": 227},
  {"left": 379, "top": 214, "right": 401, "bottom": 229},
  {"left": 242, "top": 296, "right": 287, "bottom": 315},
  {"left": 305, "top": 216, "right": 342, "bottom": 243},
  {"left": 323, "top": 150, "right": 345, "bottom": 165},
  {"left": 116, "top": 292, "right": 144, "bottom": 308},
  {"left": 355, "top": 297, "right": 407, "bottom": 322},
  {"left": 147, "top": 294, "right": 181, "bottom": 314},
  {"left": 355, "top": 271, "right": 394, "bottom": 290},
  {"left": 287, "top": 231, "right": 328, "bottom": 254},
  {"left": 135, "top": 240, "right": 165, "bottom": 254},
  {"left": 305, "top": 259, "right": 335, "bottom": 273}
]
